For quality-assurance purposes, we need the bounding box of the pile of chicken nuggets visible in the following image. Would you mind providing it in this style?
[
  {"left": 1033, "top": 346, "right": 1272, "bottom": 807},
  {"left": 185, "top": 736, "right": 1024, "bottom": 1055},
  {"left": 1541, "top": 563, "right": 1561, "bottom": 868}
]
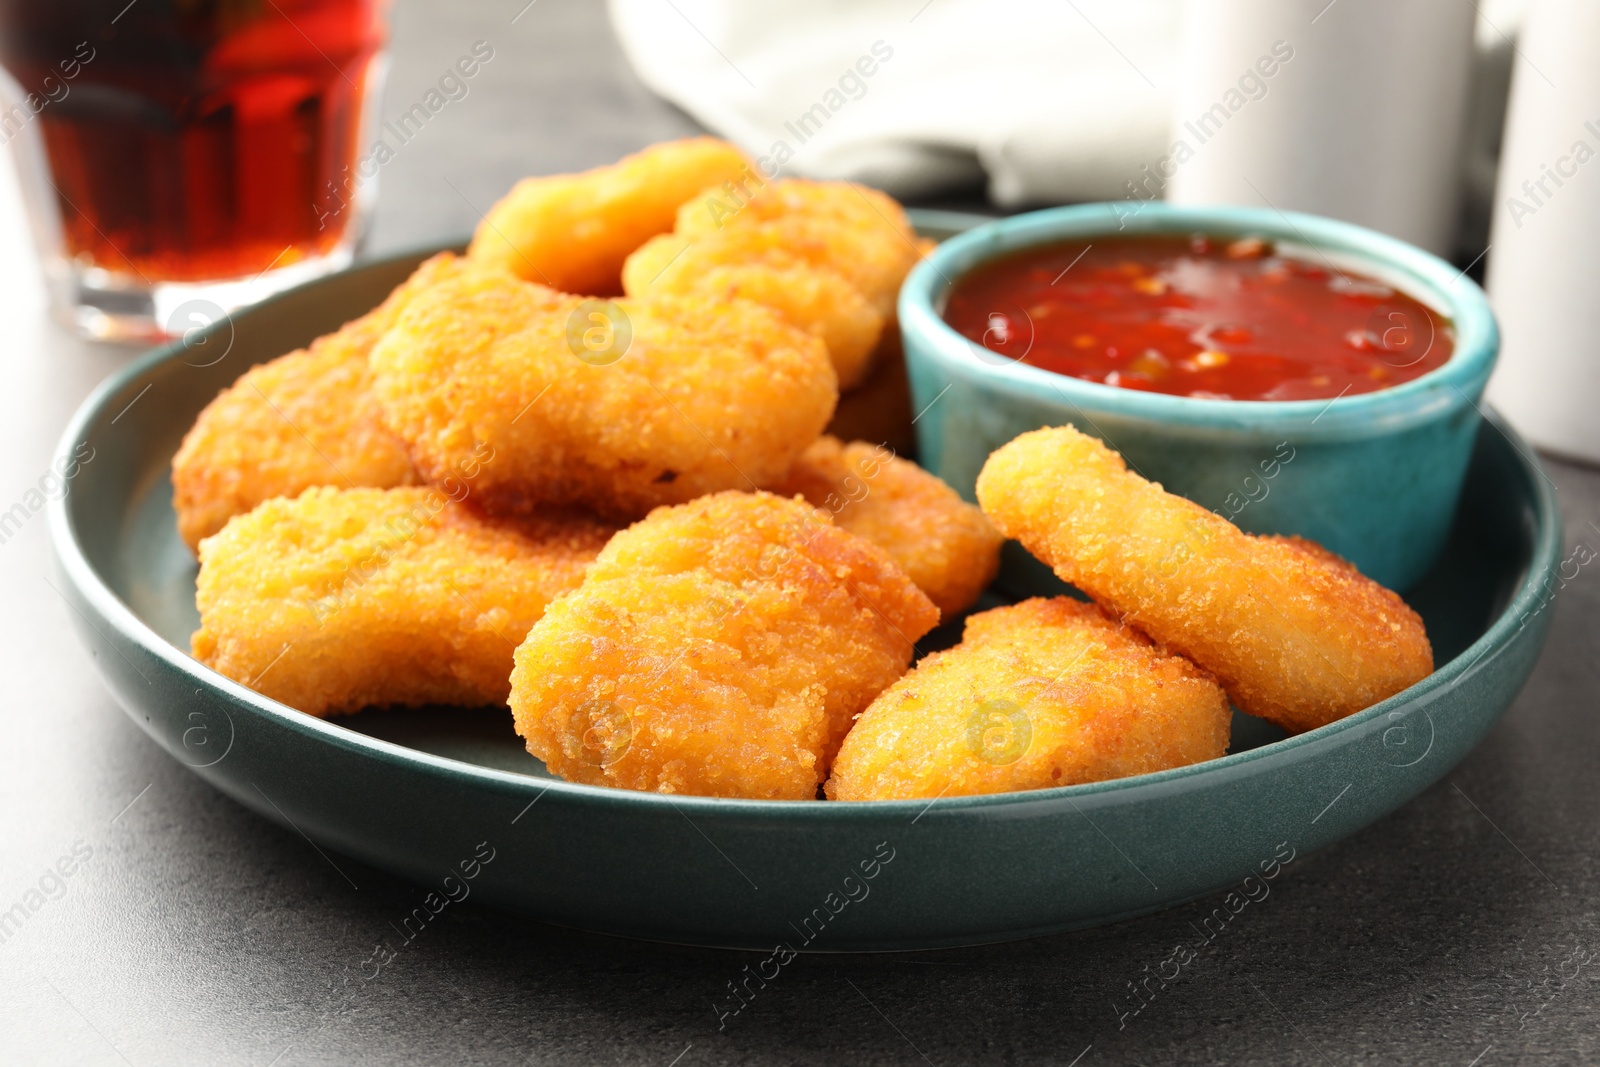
[{"left": 178, "top": 138, "right": 1434, "bottom": 803}]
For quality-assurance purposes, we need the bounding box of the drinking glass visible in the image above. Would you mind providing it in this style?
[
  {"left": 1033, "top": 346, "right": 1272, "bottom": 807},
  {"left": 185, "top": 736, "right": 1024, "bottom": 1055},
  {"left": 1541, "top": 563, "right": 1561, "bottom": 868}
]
[{"left": 0, "top": 0, "right": 389, "bottom": 340}]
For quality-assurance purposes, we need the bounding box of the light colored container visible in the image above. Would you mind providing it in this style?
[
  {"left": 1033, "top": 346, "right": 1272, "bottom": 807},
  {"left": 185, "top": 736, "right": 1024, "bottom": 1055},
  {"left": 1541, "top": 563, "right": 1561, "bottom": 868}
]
[
  {"left": 1164, "top": 0, "right": 1475, "bottom": 257},
  {"left": 1483, "top": 0, "right": 1600, "bottom": 462}
]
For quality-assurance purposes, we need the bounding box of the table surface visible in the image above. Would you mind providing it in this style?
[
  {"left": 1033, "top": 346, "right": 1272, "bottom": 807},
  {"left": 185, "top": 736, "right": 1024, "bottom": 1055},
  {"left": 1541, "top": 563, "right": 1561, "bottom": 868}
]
[{"left": 2, "top": 2, "right": 1598, "bottom": 1064}]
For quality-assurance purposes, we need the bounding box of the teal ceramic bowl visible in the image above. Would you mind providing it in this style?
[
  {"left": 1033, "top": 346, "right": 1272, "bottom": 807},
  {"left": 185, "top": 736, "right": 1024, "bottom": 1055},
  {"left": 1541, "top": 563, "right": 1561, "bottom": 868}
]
[
  {"left": 50, "top": 215, "right": 1555, "bottom": 951},
  {"left": 901, "top": 203, "right": 1500, "bottom": 591}
]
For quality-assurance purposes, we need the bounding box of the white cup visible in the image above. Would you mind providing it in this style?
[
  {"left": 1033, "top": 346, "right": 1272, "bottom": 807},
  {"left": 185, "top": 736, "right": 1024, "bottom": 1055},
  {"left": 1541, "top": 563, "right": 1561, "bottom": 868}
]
[
  {"left": 1164, "top": 0, "right": 1476, "bottom": 257},
  {"left": 1484, "top": 0, "right": 1600, "bottom": 462}
]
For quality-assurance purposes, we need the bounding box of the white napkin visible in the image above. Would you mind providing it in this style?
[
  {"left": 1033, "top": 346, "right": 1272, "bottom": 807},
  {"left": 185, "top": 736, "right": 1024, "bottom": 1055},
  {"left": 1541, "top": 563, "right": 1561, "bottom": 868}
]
[{"left": 606, "top": 0, "right": 1181, "bottom": 205}]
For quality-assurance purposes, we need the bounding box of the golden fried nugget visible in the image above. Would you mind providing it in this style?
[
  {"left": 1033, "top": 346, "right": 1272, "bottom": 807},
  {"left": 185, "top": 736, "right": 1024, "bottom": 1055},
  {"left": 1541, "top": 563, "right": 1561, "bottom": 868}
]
[
  {"left": 170, "top": 253, "right": 480, "bottom": 551},
  {"left": 775, "top": 436, "right": 1001, "bottom": 618},
  {"left": 370, "top": 265, "right": 838, "bottom": 521},
  {"left": 828, "top": 597, "right": 1231, "bottom": 800},
  {"left": 624, "top": 179, "right": 922, "bottom": 388},
  {"left": 509, "top": 491, "right": 939, "bottom": 799},
  {"left": 975, "top": 426, "right": 1434, "bottom": 734},
  {"left": 677, "top": 178, "right": 918, "bottom": 251},
  {"left": 192, "top": 487, "right": 617, "bottom": 717},
  {"left": 678, "top": 179, "right": 928, "bottom": 319},
  {"left": 623, "top": 231, "right": 884, "bottom": 388},
  {"left": 466, "top": 137, "right": 754, "bottom": 295}
]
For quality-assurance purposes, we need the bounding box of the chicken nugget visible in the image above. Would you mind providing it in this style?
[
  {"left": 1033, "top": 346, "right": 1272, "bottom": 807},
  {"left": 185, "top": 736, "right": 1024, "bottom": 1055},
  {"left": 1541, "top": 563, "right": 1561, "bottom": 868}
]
[
  {"left": 828, "top": 597, "right": 1231, "bottom": 800},
  {"left": 171, "top": 253, "right": 478, "bottom": 551},
  {"left": 625, "top": 179, "right": 922, "bottom": 388},
  {"left": 370, "top": 266, "right": 838, "bottom": 521},
  {"left": 677, "top": 179, "right": 921, "bottom": 315},
  {"left": 509, "top": 491, "right": 940, "bottom": 799},
  {"left": 192, "top": 487, "right": 617, "bottom": 716},
  {"left": 676, "top": 178, "right": 918, "bottom": 251},
  {"left": 775, "top": 436, "right": 1001, "bottom": 618},
  {"left": 976, "top": 426, "right": 1434, "bottom": 734},
  {"left": 466, "top": 137, "right": 754, "bottom": 295},
  {"left": 623, "top": 232, "right": 883, "bottom": 388}
]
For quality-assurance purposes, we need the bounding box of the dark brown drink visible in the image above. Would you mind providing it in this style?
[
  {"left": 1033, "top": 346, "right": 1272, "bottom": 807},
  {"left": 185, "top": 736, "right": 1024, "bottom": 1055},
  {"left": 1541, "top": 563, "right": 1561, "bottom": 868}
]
[{"left": 0, "top": 0, "right": 386, "bottom": 283}]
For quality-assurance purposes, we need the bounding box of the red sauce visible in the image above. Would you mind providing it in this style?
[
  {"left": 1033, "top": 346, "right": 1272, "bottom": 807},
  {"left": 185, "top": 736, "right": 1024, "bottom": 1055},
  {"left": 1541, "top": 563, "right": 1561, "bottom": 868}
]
[{"left": 942, "top": 234, "right": 1453, "bottom": 401}]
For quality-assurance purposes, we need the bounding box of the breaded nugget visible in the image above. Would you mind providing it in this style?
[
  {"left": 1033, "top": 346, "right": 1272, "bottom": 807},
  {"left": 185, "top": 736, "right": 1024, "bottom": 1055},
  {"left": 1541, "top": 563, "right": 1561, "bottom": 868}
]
[
  {"left": 676, "top": 178, "right": 919, "bottom": 261},
  {"left": 171, "top": 253, "right": 475, "bottom": 551},
  {"left": 466, "top": 137, "right": 754, "bottom": 295},
  {"left": 676, "top": 180, "right": 921, "bottom": 317},
  {"left": 626, "top": 179, "right": 923, "bottom": 387},
  {"left": 370, "top": 266, "right": 838, "bottom": 521},
  {"left": 976, "top": 426, "right": 1434, "bottom": 734},
  {"left": 623, "top": 232, "right": 883, "bottom": 388},
  {"left": 509, "top": 491, "right": 940, "bottom": 799},
  {"left": 828, "top": 597, "right": 1231, "bottom": 800},
  {"left": 775, "top": 436, "right": 1001, "bottom": 618},
  {"left": 192, "top": 487, "right": 617, "bottom": 717}
]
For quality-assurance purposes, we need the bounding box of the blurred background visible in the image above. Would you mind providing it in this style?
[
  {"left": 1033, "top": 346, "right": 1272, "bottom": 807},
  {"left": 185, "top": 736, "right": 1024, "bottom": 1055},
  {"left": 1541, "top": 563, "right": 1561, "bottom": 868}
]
[{"left": 0, "top": 0, "right": 1533, "bottom": 294}]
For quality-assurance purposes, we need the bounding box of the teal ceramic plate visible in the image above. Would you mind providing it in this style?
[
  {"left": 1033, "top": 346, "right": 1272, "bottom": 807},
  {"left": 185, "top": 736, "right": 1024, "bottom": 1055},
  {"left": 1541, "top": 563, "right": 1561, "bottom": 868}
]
[{"left": 50, "top": 213, "right": 1559, "bottom": 951}]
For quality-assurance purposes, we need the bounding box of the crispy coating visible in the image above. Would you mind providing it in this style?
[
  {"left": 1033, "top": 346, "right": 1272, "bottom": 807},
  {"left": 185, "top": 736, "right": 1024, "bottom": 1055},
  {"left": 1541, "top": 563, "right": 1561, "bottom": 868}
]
[
  {"left": 623, "top": 231, "right": 883, "bottom": 388},
  {"left": 623, "top": 179, "right": 922, "bottom": 388},
  {"left": 509, "top": 491, "right": 940, "bottom": 799},
  {"left": 975, "top": 426, "right": 1434, "bottom": 734},
  {"left": 170, "top": 254, "right": 475, "bottom": 550},
  {"left": 466, "top": 137, "right": 754, "bottom": 295},
  {"left": 192, "top": 487, "right": 617, "bottom": 717},
  {"left": 674, "top": 179, "right": 921, "bottom": 316},
  {"left": 775, "top": 436, "right": 1001, "bottom": 618},
  {"left": 679, "top": 178, "right": 916, "bottom": 239},
  {"left": 370, "top": 265, "right": 838, "bottom": 521},
  {"left": 828, "top": 598, "right": 1232, "bottom": 800}
]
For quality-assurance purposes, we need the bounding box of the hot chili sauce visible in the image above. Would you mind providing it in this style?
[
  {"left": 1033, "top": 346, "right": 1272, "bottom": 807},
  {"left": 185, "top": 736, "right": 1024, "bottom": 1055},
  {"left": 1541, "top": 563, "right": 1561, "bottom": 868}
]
[{"left": 942, "top": 234, "right": 1452, "bottom": 401}]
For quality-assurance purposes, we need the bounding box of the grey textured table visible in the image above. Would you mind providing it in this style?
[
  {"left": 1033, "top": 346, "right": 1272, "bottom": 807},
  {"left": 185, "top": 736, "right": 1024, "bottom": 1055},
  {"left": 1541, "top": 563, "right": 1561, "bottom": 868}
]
[{"left": 2, "top": 2, "right": 1598, "bottom": 1063}]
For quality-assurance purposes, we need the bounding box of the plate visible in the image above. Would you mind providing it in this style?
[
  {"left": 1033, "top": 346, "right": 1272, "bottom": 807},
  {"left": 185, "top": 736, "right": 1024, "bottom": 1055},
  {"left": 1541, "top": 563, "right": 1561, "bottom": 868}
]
[{"left": 50, "top": 212, "right": 1560, "bottom": 950}]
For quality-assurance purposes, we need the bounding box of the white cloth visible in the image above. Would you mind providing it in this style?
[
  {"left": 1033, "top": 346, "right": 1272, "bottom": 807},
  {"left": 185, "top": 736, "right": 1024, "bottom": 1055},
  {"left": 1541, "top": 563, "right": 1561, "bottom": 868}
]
[{"left": 607, "top": 0, "right": 1181, "bottom": 205}]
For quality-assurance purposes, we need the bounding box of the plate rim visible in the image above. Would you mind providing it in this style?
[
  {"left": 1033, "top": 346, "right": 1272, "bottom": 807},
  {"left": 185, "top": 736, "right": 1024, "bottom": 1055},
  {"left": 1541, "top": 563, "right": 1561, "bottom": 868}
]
[{"left": 48, "top": 235, "right": 1564, "bottom": 820}]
